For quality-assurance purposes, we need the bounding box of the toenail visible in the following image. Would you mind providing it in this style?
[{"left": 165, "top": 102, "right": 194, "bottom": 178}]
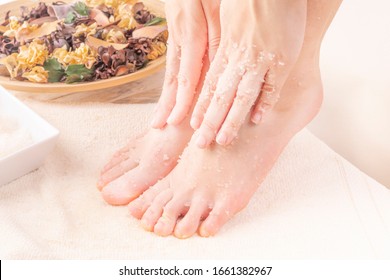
[
  {"left": 252, "top": 112, "right": 262, "bottom": 124},
  {"left": 178, "top": 233, "right": 189, "bottom": 239},
  {"left": 196, "top": 134, "right": 207, "bottom": 148},
  {"left": 151, "top": 117, "right": 159, "bottom": 127},
  {"left": 141, "top": 220, "right": 153, "bottom": 231},
  {"left": 97, "top": 179, "right": 104, "bottom": 188},
  {"left": 166, "top": 113, "right": 177, "bottom": 125},
  {"left": 199, "top": 228, "right": 211, "bottom": 237},
  {"left": 190, "top": 117, "right": 201, "bottom": 129}
]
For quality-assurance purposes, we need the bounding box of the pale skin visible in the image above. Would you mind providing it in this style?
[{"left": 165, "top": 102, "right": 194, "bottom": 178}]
[{"left": 98, "top": 0, "right": 343, "bottom": 237}]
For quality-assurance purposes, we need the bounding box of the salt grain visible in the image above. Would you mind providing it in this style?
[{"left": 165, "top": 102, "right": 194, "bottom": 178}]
[{"left": 0, "top": 114, "right": 33, "bottom": 159}]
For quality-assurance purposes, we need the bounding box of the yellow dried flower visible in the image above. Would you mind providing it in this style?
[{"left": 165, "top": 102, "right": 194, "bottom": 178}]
[
  {"left": 0, "top": 53, "right": 19, "bottom": 78},
  {"left": 104, "top": 29, "right": 127, "bottom": 43},
  {"left": 3, "top": 16, "right": 23, "bottom": 37},
  {"left": 74, "top": 23, "right": 98, "bottom": 38},
  {"left": 147, "top": 41, "right": 167, "bottom": 60},
  {"left": 85, "top": 0, "right": 136, "bottom": 9},
  {"left": 22, "top": 66, "right": 48, "bottom": 83},
  {"left": 52, "top": 44, "right": 96, "bottom": 69},
  {"left": 18, "top": 40, "right": 48, "bottom": 70},
  {"left": 116, "top": 3, "right": 139, "bottom": 29}
]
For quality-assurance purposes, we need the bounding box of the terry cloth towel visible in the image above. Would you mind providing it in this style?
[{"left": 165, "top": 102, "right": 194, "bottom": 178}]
[{"left": 0, "top": 99, "right": 389, "bottom": 259}]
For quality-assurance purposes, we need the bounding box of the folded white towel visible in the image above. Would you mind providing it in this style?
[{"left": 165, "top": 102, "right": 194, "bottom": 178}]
[{"left": 0, "top": 99, "right": 389, "bottom": 259}]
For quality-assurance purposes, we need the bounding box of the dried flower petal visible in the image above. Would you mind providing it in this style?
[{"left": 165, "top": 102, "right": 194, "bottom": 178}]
[
  {"left": 86, "top": 35, "right": 128, "bottom": 51},
  {"left": 115, "top": 3, "right": 138, "bottom": 29},
  {"left": 22, "top": 66, "right": 48, "bottom": 83},
  {"left": 104, "top": 29, "right": 126, "bottom": 43},
  {"left": 18, "top": 39, "right": 49, "bottom": 69},
  {"left": 52, "top": 43, "right": 96, "bottom": 69},
  {"left": 147, "top": 40, "right": 166, "bottom": 60},
  {"left": 0, "top": 53, "right": 19, "bottom": 78},
  {"left": 74, "top": 22, "right": 98, "bottom": 38}
]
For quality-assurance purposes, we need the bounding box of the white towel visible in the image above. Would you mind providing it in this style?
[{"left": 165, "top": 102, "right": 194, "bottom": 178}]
[{"left": 0, "top": 99, "right": 389, "bottom": 259}]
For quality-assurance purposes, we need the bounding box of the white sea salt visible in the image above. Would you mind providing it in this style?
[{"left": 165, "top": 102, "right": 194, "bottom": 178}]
[{"left": 0, "top": 114, "right": 33, "bottom": 159}]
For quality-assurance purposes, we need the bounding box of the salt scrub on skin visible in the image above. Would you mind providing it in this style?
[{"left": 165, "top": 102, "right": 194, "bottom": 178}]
[{"left": 0, "top": 114, "right": 33, "bottom": 159}]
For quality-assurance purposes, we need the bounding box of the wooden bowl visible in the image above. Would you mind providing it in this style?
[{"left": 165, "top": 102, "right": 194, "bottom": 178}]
[{"left": 0, "top": 0, "right": 166, "bottom": 94}]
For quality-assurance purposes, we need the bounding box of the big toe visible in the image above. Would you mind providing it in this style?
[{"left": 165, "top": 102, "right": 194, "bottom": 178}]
[{"left": 101, "top": 168, "right": 152, "bottom": 205}]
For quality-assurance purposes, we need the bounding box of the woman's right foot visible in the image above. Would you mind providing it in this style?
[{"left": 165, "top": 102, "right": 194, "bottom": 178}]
[{"left": 97, "top": 120, "right": 194, "bottom": 205}]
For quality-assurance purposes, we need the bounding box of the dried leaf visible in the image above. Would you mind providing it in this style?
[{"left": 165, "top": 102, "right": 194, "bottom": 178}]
[
  {"left": 64, "top": 11, "right": 76, "bottom": 24},
  {"left": 86, "top": 35, "right": 128, "bottom": 51},
  {"left": 90, "top": 8, "right": 110, "bottom": 26},
  {"left": 48, "top": 3, "right": 74, "bottom": 20},
  {"left": 144, "top": 17, "right": 166, "bottom": 27},
  {"left": 0, "top": 53, "right": 19, "bottom": 78},
  {"left": 65, "top": 64, "right": 94, "bottom": 83},
  {"left": 43, "top": 58, "right": 65, "bottom": 82},
  {"left": 16, "top": 21, "right": 59, "bottom": 42},
  {"left": 132, "top": 25, "right": 167, "bottom": 39},
  {"left": 73, "top": 2, "right": 89, "bottom": 16},
  {"left": 29, "top": 16, "right": 58, "bottom": 25},
  {"left": 0, "top": 26, "right": 8, "bottom": 34}
]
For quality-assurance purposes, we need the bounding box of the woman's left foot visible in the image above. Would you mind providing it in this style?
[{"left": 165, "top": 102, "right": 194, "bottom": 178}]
[{"left": 128, "top": 63, "right": 323, "bottom": 238}]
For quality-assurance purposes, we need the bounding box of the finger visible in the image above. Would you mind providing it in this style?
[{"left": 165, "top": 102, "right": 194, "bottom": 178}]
[
  {"left": 195, "top": 62, "right": 244, "bottom": 148},
  {"left": 151, "top": 41, "right": 181, "bottom": 128},
  {"left": 201, "top": 0, "right": 221, "bottom": 61},
  {"left": 191, "top": 49, "right": 225, "bottom": 130},
  {"left": 166, "top": 40, "right": 207, "bottom": 125},
  {"left": 216, "top": 67, "right": 267, "bottom": 145},
  {"left": 251, "top": 68, "right": 280, "bottom": 124}
]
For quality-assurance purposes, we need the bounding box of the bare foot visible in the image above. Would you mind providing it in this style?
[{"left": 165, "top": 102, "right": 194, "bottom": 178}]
[
  {"left": 128, "top": 63, "right": 323, "bottom": 238},
  {"left": 97, "top": 120, "right": 194, "bottom": 205}
]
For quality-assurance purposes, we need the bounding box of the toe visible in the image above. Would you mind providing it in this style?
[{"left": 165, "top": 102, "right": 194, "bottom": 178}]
[
  {"left": 128, "top": 180, "right": 168, "bottom": 219},
  {"left": 98, "top": 157, "right": 139, "bottom": 191},
  {"left": 174, "top": 197, "right": 208, "bottom": 239},
  {"left": 198, "top": 203, "right": 233, "bottom": 237},
  {"left": 141, "top": 189, "right": 173, "bottom": 232},
  {"left": 101, "top": 166, "right": 156, "bottom": 205},
  {"left": 154, "top": 197, "right": 187, "bottom": 237}
]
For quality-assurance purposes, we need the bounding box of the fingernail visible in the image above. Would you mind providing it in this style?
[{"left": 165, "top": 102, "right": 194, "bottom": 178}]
[
  {"left": 97, "top": 179, "right": 104, "bottom": 189},
  {"left": 196, "top": 134, "right": 208, "bottom": 148},
  {"left": 216, "top": 132, "right": 228, "bottom": 145},
  {"left": 166, "top": 113, "right": 176, "bottom": 125},
  {"left": 190, "top": 117, "right": 201, "bottom": 129},
  {"left": 151, "top": 117, "right": 159, "bottom": 127},
  {"left": 252, "top": 112, "right": 262, "bottom": 124},
  {"left": 199, "top": 228, "right": 211, "bottom": 237}
]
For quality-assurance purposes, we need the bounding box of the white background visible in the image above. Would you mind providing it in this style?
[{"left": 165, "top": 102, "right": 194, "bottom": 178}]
[{"left": 309, "top": 0, "right": 390, "bottom": 188}]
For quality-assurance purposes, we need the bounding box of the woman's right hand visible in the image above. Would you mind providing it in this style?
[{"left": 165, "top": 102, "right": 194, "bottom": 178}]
[{"left": 151, "top": 0, "right": 221, "bottom": 128}]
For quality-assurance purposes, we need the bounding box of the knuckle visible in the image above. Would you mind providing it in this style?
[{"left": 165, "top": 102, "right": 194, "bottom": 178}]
[
  {"left": 235, "top": 88, "right": 258, "bottom": 106},
  {"left": 202, "top": 119, "right": 219, "bottom": 134},
  {"left": 163, "top": 71, "right": 176, "bottom": 87}
]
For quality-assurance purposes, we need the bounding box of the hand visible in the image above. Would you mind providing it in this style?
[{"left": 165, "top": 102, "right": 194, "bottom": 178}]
[
  {"left": 151, "top": 0, "right": 221, "bottom": 128},
  {"left": 191, "top": 0, "right": 307, "bottom": 148}
]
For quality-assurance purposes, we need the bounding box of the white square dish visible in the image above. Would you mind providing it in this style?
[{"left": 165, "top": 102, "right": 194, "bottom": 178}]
[{"left": 0, "top": 86, "right": 59, "bottom": 186}]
